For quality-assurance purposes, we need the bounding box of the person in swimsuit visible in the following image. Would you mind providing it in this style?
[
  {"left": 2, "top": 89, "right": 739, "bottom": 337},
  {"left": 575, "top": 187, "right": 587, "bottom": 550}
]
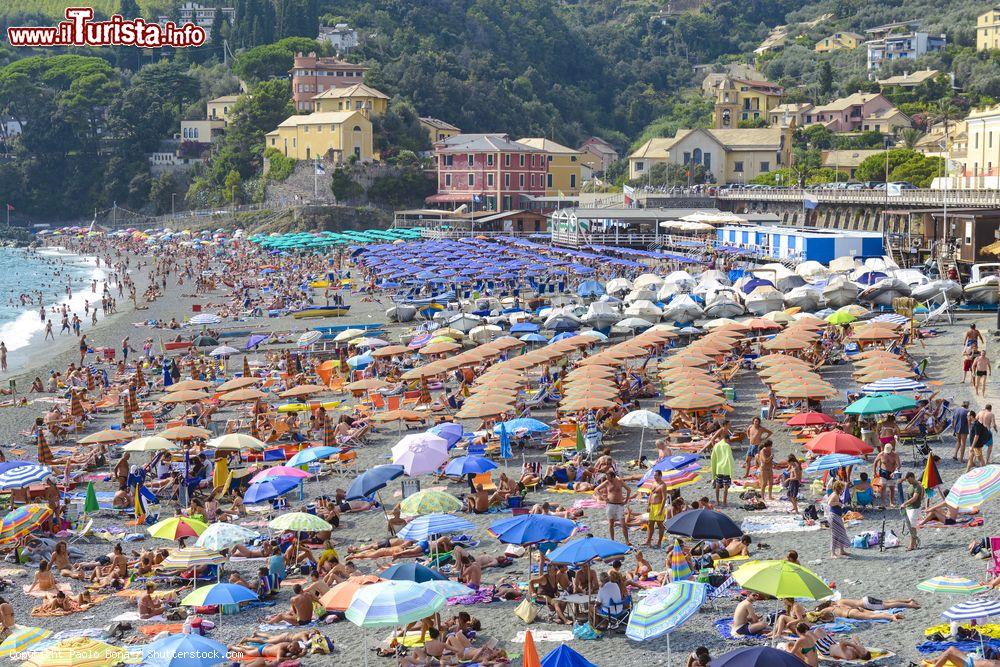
[
  {"left": 529, "top": 565, "right": 571, "bottom": 624},
  {"left": 786, "top": 454, "right": 802, "bottom": 514},
  {"left": 744, "top": 417, "right": 773, "bottom": 477},
  {"left": 931, "top": 647, "right": 1000, "bottom": 667},
  {"left": 973, "top": 350, "right": 991, "bottom": 398},
  {"left": 756, "top": 440, "right": 775, "bottom": 500},
  {"left": 872, "top": 443, "right": 899, "bottom": 507},
  {"left": 732, "top": 593, "right": 770, "bottom": 636},
  {"left": 644, "top": 470, "right": 667, "bottom": 548}
]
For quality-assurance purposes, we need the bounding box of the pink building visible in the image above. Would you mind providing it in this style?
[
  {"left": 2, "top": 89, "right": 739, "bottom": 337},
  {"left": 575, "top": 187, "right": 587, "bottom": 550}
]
[
  {"left": 289, "top": 52, "right": 367, "bottom": 112},
  {"left": 805, "top": 93, "right": 896, "bottom": 133},
  {"left": 428, "top": 134, "right": 546, "bottom": 212}
]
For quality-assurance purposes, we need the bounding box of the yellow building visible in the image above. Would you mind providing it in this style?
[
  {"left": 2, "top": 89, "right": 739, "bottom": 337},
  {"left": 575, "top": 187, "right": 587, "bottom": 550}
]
[
  {"left": 963, "top": 105, "right": 1000, "bottom": 186},
  {"left": 419, "top": 117, "right": 461, "bottom": 143},
  {"left": 312, "top": 83, "right": 389, "bottom": 117},
  {"left": 265, "top": 110, "right": 373, "bottom": 163},
  {"left": 628, "top": 128, "right": 787, "bottom": 183},
  {"left": 516, "top": 138, "right": 584, "bottom": 195},
  {"left": 978, "top": 6, "right": 1000, "bottom": 51},
  {"left": 180, "top": 119, "right": 225, "bottom": 144},
  {"left": 711, "top": 76, "right": 784, "bottom": 129},
  {"left": 815, "top": 31, "right": 863, "bottom": 52},
  {"left": 206, "top": 94, "right": 240, "bottom": 123}
]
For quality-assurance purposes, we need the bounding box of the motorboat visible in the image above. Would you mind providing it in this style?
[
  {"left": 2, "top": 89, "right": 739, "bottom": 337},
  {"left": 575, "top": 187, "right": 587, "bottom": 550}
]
[
  {"left": 911, "top": 279, "right": 963, "bottom": 303},
  {"left": 821, "top": 276, "right": 859, "bottom": 308},
  {"left": 605, "top": 277, "right": 632, "bottom": 295},
  {"left": 892, "top": 269, "right": 929, "bottom": 289},
  {"left": 446, "top": 313, "right": 483, "bottom": 333},
  {"left": 704, "top": 287, "right": 745, "bottom": 319},
  {"left": 758, "top": 264, "right": 804, "bottom": 291},
  {"left": 386, "top": 304, "right": 417, "bottom": 323},
  {"left": 796, "top": 260, "right": 829, "bottom": 282},
  {"left": 583, "top": 301, "right": 620, "bottom": 329},
  {"left": 858, "top": 278, "right": 911, "bottom": 306},
  {"left": 736, "top": 274, "right": 775, "bottom": 295},
  {"left": 744, "top": 286, "right": 785, "bottom": 315},
  {"left": 662, "top": 294, "right": 704, "bottom": 324},
  {"left": 656, "top": 281, "right": 684, "bottom": 301},
  {"left": 662, "top": 270, "right": 696, "bottom": 292},
  {"left": 623, "top": 299, "right": 663, "bottom": 319},
  {"left": 964, "top": 264, "right": 1000, "bottom": 304},
  {"left": 633, "top": 273, "right": 664, "bottom": 291},
  {"left": 290, "top": 305, "right": 351, "bottom": 319},
  {"left": 625, "top": 288, "right": 658, "bottom": 304},
  {"left": 783, "top": 285, "right": 822, "bottom": 312}
]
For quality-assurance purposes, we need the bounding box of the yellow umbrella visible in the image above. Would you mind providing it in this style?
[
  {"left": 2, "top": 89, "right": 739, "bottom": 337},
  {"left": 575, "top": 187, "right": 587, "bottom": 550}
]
[
  {"left": 278, "top": 384, "right": 329, "bottom": 398},
  {"left": 22, "top": 637, "right": 128, "bottom": 667},
  {"left": 77, "top": 429, "right": 137, "bottom": 444},
  {"left": 219, "top": 388, "right": 268, "bottom": 402},
  {"left": 666, "top": 393, "right": 726, "bottom": 411},
  {"left": 158, "top": 425, "right": 212, "bottom": 441}
]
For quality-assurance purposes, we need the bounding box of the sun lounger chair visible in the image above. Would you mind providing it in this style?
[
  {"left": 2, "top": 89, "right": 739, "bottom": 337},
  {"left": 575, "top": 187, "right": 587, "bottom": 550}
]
[{"left": 472, "top": 472, "right": 496, "bottom": 493}]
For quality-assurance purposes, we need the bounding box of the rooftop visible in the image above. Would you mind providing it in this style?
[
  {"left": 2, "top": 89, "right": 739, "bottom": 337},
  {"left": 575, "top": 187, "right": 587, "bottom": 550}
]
[
  {"left": 820, "top": 149, "right": 883, "bottom": 168},
  {"left": 435, "top": 133, "right": 543, "bottom": 153},
  {"left": 516, "top": 138, "right": 580, "bottom": 154},
  {"left": 812, "top": 92, "right": 884, "bottom": 113},
  {"left": 877, "top": 69, "right": 940, "bottom": 87},
  {"left": 270, "top": 111, "right": 366, "bottom": 129},
  {"left": 313, "top": 83, "right": 388, "bottom": 100},
  {"left": 420, "top": 117, "right": 460, "bottom": 131},
  {"left": 208, "top": 94, "right": 240, "bottom": 104}
]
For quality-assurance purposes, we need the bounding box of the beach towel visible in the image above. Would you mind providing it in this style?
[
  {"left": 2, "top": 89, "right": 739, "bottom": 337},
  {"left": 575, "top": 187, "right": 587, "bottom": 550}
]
[
  {"left": 922, "top": 517, "right": 983, "bottom": 528},
  {"left": 715, "top": 554, "right": 750, "bottom": 564},
  {"left": 916, "top": 640, "right": 1000, "bottom": 654},
  {"left": 30, "top": 594, "right": 107, "bottom": 617},
  {"left": 137, "top": 623, "right": 185, "bottom": 637},
  {"left": 111, "top": 611, "right": 165, "bottom": 622},
  {"left": 511, "top": 630, "right": 574, "bottom": 643},
  {"left": 449, "top": 585, "right": 496, "bottom": 606},
  {"left": 115, "top": 588, "right": 179, "bottom": 601},
  {"left": 23, "top": 583, "right": 73, "bottom": 598},
  {"left": 571, "top": 498, "right": 606, "bottom": 510},
  {"left": 713, "top": 618, "right": 766, "bottom": 642},
  {"left": 817, "top": 649, "right": 896, "bottom": 666},
  {"left": 926, "top": 623, "right": 1000, "bottom": 639},
  {"left": 740, "top": 515, "right": 821, "bottom": 535}
]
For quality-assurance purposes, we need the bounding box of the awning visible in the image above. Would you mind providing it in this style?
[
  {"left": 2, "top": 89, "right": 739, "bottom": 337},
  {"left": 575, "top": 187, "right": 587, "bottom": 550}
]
[{"left": 425, "top": 193, "right": 483, "bottom": 203}]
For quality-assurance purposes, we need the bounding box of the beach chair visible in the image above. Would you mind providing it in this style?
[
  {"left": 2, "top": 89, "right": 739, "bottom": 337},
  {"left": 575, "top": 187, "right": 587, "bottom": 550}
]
[
  {"left": 139, "top": 411, "right": 157, "bottom": 433},
  {"left": 385, "top": 395, "right": 402, "bottom": 411},
  {"left": 595, "top": 595, "right": 631, "bottom": 633},
  {"left": 854, "top": 487, "right": 874, "bottom": 508},
  {"left": 472, "top": 472, "right": 496, "bottom": 492},
  {"left": 923, "top": 293, "right": 954, "bottom": 325}
]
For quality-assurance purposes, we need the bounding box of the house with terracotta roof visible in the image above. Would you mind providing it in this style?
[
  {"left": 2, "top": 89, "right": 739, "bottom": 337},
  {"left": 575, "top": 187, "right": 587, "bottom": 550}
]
[
  {"left": 517, "top": 138, "right": 585, "bottom": 195},
  {"left": 803, "top": 92, "right": 898, "bottom": 133},
  {"left": 428, "top": 134, "right": 546, "bottom": 211},
  {"left": 628, "top": 128, "right": 788, "bottom": 183},
  {"left": 313, "top": 83, "right": 389, "bottom": 117}
]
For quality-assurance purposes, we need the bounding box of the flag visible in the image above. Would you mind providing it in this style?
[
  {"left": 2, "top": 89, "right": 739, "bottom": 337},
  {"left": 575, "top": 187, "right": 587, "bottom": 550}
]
[
  {"left": 575, "top": 423, "right": 585, "bottom": 452},
  {"left": 133, "top": 485, "right": 146, "bottom": 524},
  {"left": 623, "top": 184, "right": 635, "bottom": 208},
  {"left": 921, "top": 452, "right": 942, "bottom": 490},
  {"left": 803, "top": 193, "right": 819, "bottom": 210},
  {"left": 314, "top": 162, "right": 326, "bottom": 175},
  {"left": 83, "top": 481, "right": 99, "bottom": 514}
]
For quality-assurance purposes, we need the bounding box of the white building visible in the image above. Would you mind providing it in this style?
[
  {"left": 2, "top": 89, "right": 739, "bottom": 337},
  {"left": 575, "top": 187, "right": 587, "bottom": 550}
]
[
  {"left": 318, "top": 24, "right": 358, "bottom": 52},
  {"left": 865, "top": 22, "right": 945, "bottom": 71},
  {"left": 157, "top": 2, "right": 235, "bottom": 38}
]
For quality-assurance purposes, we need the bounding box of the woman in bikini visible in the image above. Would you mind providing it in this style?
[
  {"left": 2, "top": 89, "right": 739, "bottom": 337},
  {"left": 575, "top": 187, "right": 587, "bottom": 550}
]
[{"left": 27, "top": 560, "right": 58, "bottom": 595}]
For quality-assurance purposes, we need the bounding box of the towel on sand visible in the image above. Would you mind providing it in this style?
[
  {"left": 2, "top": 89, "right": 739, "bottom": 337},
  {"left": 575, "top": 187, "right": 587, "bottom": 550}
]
[
  {"left": 925, "top": 623, "right": 1000, "bottom": 639},
  {"left": 31, "top": 594, "right": 107, "bottom": 617},
  {"left": 138, "top": 623, "right": 184, "bottom": 637},
  {"left": 511, "top": 630, "right": 574, "bottom": 643},
  {"left": 714, "top": 618, "right": 766, "bottom": 642},
  {"left": 23, "top": 583, "right": 72, "bottom": 598},
  {"left": 741, "top": 515, "right": 821, "bottom": 535},
  {"left": 111, "top": 611, "right": 165, "bottom": 622}
]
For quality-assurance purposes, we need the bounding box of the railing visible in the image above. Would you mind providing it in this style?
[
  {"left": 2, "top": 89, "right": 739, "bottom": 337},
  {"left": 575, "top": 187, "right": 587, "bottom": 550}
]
[
  {"left": 716, "top": 187, "right": 1000, "bottom": 207},
  {"left": 418, "top": 229, "right": 543, "bottom": 239}
]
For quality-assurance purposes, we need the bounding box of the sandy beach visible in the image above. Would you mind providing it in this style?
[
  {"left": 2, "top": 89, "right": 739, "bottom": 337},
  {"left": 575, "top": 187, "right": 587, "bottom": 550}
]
[{"left": 0, "top": 235, "right": 995, "bottom": 667}]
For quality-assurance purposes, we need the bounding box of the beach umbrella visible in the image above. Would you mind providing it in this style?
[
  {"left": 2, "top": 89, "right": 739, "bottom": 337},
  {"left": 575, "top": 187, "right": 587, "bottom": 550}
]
[
  {"left": 347, "top": 352, "right": 374, "bottom": 369},
  {"left": 805, "top": 454, "right": 865, "bottom": 473},
  {"left": 709, "top": 646, "right": 808, "bottom": 667},
  {"left": 244, "top": 477, "right": 300, "bottom": 503},
  {"left": 917, "top": 576, "right": 988, "bottom": 595},
  {"left": 77, "top": 429, "right": 137, "bottom": 444},
  {"left": 268, "top": 512, "right": 332, "bottom": 532},
  {"left": 546, "top": 536, "right": 629, "bottom": 564},
  {"left": 495, "top": 418, "right": 551, "bottom": 434},
  {"left": 278, "top": 384, "right": 329, "bottom": 398},
  {"left": 287, "top": 445, "right": 341, "bottom": 467},
  {"left": 428, "top": 422, "right": 465, "bottom": 446},
  {"left": 210, "top": 345, "right": 240, "bottom": 358},
  {"left": 422, "top": 580, "right": 474, "bottom": 599},
  {"left": 945, "top": 465, "right": 1000, "bottom": 508},
  {"left": 191, "top": 335, "right": 218, "bottom": 348},
  {"left": 0, "top": 464, "right": 51, "bottom": 490},
  {"left": 540, "top": 644, "right": 598, "bottom": 667},
  {"left": 444, "top": 455, "right": 497, "bottom": 477},
  {"left": 159, "top": 546, "right": 228, "bottom": 570},
  {"left": 489, "top": 514, "right": 576, "bottom": 545},
  {"left": 296, "top": 331, "right": 322, "bottom": 348},
  {"left": 346, "top": 580, "right": 446, "bottom": 628},
  {"left": 139, "top": 632, "right": 228, "bottom": 667},
  {"left": 618, "top": 409, "right": 669, "bottom": 462},
  {"left": 391, "top": 433, "right": 449, "bottom": 476},
  {"left": 346, "top": 464, "right": 405, "bottom": 500},
  {"left": 399, "top": 490, "right": 462, "bottom": 515},
  {"left": 625, "top": 581, "right": 708, "bottom": 661},
  {"left": 786, "top": 412, "right": 836, "bottom": 427},
  {"left": 643, "top": 454, "right": 700, "bottom": 477},
  {"left": 845, "top": 393, "right": 917, "bottom": 414},
  {"left": 396, "top": 513, "right": 474, "bottom": 542},
  {"left": 0, "top": 504, "right": 52, "bottom": 543},
  {"left": 0, "top": 626, "right": 51, "bottom": 658},
  {"left": 942, "top": 598, "right": 1000, "bottom": 621},
  {"left": 205, "top": 433, "right": 265, "bottom": 451},
  {"left": 83, "top": 482, "right": 99, "bottom": 514},
  {"left": 195, "top": 522, "right": 258, "bottom": 550},
  {"left": 123, "top": 436, "right": 178, "bottom": 452},
  {"left": 380, "top": 562, "right": 446, "bottom": 583},
  {"left": 860, "top": 377, "right": 928, "bottom": 394},
  {"left": 804, "top": 430, "right": 873, "bottom": 456},
  {"left": 321, "top": 575, "right": 382, "bottom": 612},
  {"left": 250, "top": 466, "right": 311, "bottom": 483},
  {"left": 159, "top": 390, "right": 212, "bottom": 404},
  {"left": 148, "top": 517, "right": 208, "bottom": 541},
  {"left": 733, "top": 560, "right": 831, "bottom": 600},
  {"left": 189, "top": 313, "right": 223, "bottom": 325},
  {"left": 825, "top": 311, "right": 857, "bottom": 325},
  {"left": 219, "top": 388, "right": 267, "bottom": 403},
  {"left": 663, "top": 509, "right": 742, "bottom": 540},
  {"left": 217, "top": 376, "right": 259, "bottom": 392},
  {"left": 666, "top": 393, "right": 725, "bottom": 411},
  {"left": 180, "top": 583, "right": 257, "bottom": 607},
  {"left": 22, "top": 637, "right": 129, "bottom": 667},
  {"left": 159, "top": 425, "right": 212, "bottom": 440},
  {"left": 669, "top": 539, "right": 692, "bottom": 582}
]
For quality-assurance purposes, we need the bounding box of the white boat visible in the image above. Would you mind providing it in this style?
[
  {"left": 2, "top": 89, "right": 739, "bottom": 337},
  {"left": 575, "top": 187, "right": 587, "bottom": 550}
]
[
  {"left": 964, "top": 264, "right": 1000, "bottom": 304},
  {"left": 447, "top": 313, "right": 483, "bottom": 333},
  {"left": 911, "top": 279, "right": 963, "bottom": 303},
  {"left": 662, "top": 294, "right": 704, "bottom": 324},
  {"left": 656, "top": 281, "right": 684, "bottom": 301},
  {"left": 605, "top": 277, "right": 632, "bottom": 295},
  {"left": 583, "top": 301, "right": 620, "bottom": 329},
  {"left": 892, "top": 269, "right": 929, "bottom": 289},
  {"left": 624, "top": 288, "right": 658, "bottom": 304},
  {"left": 822, "top": 276, "right": 859, "bottom": 308},
  {"left": 386, "top": 304, "right": 417, "bottom": 322},
  {"left": 623, "top": 299, "right": 663, "bottom": 319},
  {"left": 859, "top": 278, "right": 911, "bottom": 307},
  {"left": 662, "top": 270, "right": 696, "bottom": 292},
  {"left": 758, "top": 264, "right": 804, "bottom": 291},
  {"left": 704, "top": 287, "right": 745, "bottom": 318},
  {"left": 633, "top": 273, "right": 664, "bottom": 290},
  {"left": 796, "top": 260, "right": 829, "bottom": 282},
  {"left": 699, "top": 270, "right": 731, "bottom": 285},
  {"left": 744, "top": 286, "right": 785, "bottom": 315},
  {"left": 783, "top": 285, "right": 822, "bottom": 312}
]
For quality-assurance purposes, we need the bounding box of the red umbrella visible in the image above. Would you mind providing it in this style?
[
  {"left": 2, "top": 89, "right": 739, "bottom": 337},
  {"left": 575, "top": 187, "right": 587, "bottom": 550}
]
[
  {"left": 786, "top": 412, "right": 837, "bottom": 427},
  {"left": 805, "top": 429, "right": 873, "bottom": 455}
]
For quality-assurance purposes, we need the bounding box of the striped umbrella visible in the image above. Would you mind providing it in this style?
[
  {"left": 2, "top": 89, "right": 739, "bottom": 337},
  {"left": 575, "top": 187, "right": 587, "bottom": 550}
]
[
  {"left": 871, "top": 313, "right": 912, "bottom": 325},
  {"left": 626, "top": 581, "right": 708, "bottom": 645},
  {"left": 0, "top": 504, "right": 52, "bottom": 543},
  {"left": 345, "top": 580, "right": 446, "bottom": 627},
  {"left": 669, "top": 539, "right": 692, "bottom": 582},
  {"left": 396, "top": 513, "right": 474, "bottom": 541},
  {"left": 946, "top": 465, "right": 1000, "bottom": 508},
  {"left": 942, "top": 598, "right": 1000, "bottom": 621},
  {"left": 805, "top": 454, "right": 865, "bottom": 473},
  {"left": 399, "top": 490, "right": 462, "bottom": 516},
  {"left": 195, "top": 523, "right": 258, "bottom": 551},
  {"left": 860, "top": 377, "right": 928, "bottom": 394},
  {"left": 128, "top": 385, "right": 139, "bottom": 413},
  {"left": 180, "top": 583, "right": 257, "bottom": 607},
  {"left": 159, "top": 546, "right": 228, "bottom": 570},
  {"left": 22, "top": 637, "right": 128, "bottom": 667},
  {"left": 35, "top": 432, "right": 53, "bottom": 466},
  {"left": 148, "top": 517, "right": 208, "bottom": 541},
  {"left": 422, "top": 580, "right": 474, "bottom": 599},
  {"left": 68, "top": 390, "right": 84, "bottom": 420},
  {"left": 122, "top": 396, "right": 133, "bottom": 427},
  {"left": 0, "top": 464, "right": 51, "bottom": 490},
  {"left": 0, "top": 625, "right": 51, "bottom": 657},
  {"left": 268, "top": 512, "right": 332, "bottom": 532},
  {"left": 917, "top": 576, "right": 988, "bottom": 595}
]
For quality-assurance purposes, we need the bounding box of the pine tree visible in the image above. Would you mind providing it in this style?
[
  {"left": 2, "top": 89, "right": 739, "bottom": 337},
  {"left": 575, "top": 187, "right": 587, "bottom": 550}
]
[{"left": 118, "top": 0, "right": 141, "bottom": 18}]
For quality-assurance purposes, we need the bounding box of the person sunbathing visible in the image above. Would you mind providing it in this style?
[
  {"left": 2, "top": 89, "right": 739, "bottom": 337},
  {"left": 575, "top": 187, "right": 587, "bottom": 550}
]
[
  {"left": 834, "top": 595, "right": 920, "bottom": 610},
  {"left": 231, "top": 541, "right": 275, "bottom": 559},
  {"left": 732, "top": 593, "right": 770, "bottom": 636},
  {"left": 347, "top": 540, "right": 425, "bottom": 561},
  {"left": 264, "top": 584, "right": 313, "bottom": 625},
  {"left": 443, "top": 633, "right": 505, "bottom": 663},
  {"left": 396, "top": 627, "right": 448, "bottom": 666},
  {"left": 27, "top": 560, "right": 57, "bottom": 595},
  {"left": 811, "top": 600, "right": 905, "bottom": 621},
  {"left": 230, "top": 639, "right": 306, "bottom": 661},
  {"left": 931, "top": 647, "right": 1000, "bottom": 667},
  {"left": 138, "top": 583, "right": 168, "bottom": 619},
  {"left": 690, "top": 536, "right": 751, "bottom": 559},
  {"left": 919, "top": 499, "right": 961, "bottom": 526},
  {"left": 321, "top": 558, "right": 357, "bottom": 585}
]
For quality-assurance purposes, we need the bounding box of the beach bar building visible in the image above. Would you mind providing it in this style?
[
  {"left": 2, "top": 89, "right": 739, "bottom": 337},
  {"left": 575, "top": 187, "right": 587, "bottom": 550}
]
[{"left": 715, "top": 225, "right": 884, "bottom": 263}]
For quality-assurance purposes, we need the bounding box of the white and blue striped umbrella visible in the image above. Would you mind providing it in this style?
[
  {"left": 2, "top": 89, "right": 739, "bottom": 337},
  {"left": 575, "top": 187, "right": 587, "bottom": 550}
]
[
  {"left": 0, "top": 465, "right": 51, "bottom": 491},
  {"left": 188, "top": 313, "right": 223, "bottom": 325},
  {"left": 626, "top": 581, "right": 707, "bottom": 641},
  {"left": 345, "top": 580, "right": 446, "bottom": 628},
  {"left": 421, "top": 580, "right": 474, "bottom": 599},
  {"left": 860, "top": 377, "right": 928, "bottom": 394},
  {"left": 871, "top": 313, "right": 911, "bottom": 326},
  {"left": 395, "top": 513, "right": 474, "bottom": 541},
  {"left": 805, "top": 454, "right": 865, "bottom": 473},
  {"left": 942, "top": 598, "right": 1000, "bottom": 621}
]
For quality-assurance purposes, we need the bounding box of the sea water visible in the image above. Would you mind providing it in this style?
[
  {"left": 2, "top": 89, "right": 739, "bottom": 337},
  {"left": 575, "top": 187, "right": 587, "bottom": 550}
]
[{"left": 0, "top": 246, "right": 105, "bottom": 353}]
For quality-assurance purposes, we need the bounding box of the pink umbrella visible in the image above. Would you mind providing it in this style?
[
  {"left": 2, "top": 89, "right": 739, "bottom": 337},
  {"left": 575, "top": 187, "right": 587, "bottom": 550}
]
[
  {"left": 391, "top": 433, "right": 449, "bottom": 476},
  {"left": 250, "top": 466, "right": 313, "bottom": 484}
]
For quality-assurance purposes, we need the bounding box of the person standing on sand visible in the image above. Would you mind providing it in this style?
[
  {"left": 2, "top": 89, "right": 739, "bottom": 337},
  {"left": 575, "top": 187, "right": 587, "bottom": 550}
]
[
  {"left": 78, "top": 336, "right": 88, "bottom": 367},
  {"left": 644, "top": 470, "right": 667, "bottom": 548},
  {"left": 901, "top": 471, "right": 923, "bottom": 551},
  {"left": 969, "top": 412, "right": 991, "bottom": 472},
  {"left": 0, "top": 342, "right": 7, "bottom": 373},
  {"left": 981, "top": 404, "right": 997, "bottom": 463},
  {"left": 954, "top": 401, "right": 970, "bottom": 462},
  {"left": 966, "top": 323, "right": 984, "bottom": 349},
  {"left": 595, "top": 470, "right": 632, "bottom": 545},
  {"left": 44, "top": 320, "right": 54, "bottom": 341},
  {"left": 973, "top": 350, "right": 991, "bottom": 398}
]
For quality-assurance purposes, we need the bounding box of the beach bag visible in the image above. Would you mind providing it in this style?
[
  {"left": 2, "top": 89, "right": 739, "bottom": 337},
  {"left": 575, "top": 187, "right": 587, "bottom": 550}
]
[
  {"left": 882, "top": 530, "right": 900, "bottom": 549},
  {"left": 572, "top": 622, "right": 600, "bottom": 640},
  {"left": 850, "top": 534, "right": 870, "bottom": 549},
  {"left": 514, "top": 598, "right": 539, "bottom": 624},
  {"left": 802, "top": 504, "right": 819, "bottom": 521}
]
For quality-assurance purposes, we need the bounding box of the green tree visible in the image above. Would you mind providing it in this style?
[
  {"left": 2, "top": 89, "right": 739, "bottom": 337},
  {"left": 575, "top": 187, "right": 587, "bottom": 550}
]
[
  {"left": 855, "top": 148, "right": 944, "bottom": 187},
  {"left": 233, "top": 37, "right": 322, "bottom": 83},
  {"left": 897, "top": 127, "right": 924, "bottom": 149},
  {"left": 737, "top": 117, "right": 769, "bottom": 128},
  {"left": 148, "top": 172, "right": 182, "bottom": 214},
  {"left": 232, "top": 0, "right": 275, "bottom": 48},
  {"left": 330, "top": 168, "right": 363, "bottom": 201},
  {"left": 224, "top": 169, "right": 243, "bottom": 203},
  {"left": 118, "top": 0, "right": 140, "bottom": 17},
  {"left": 132, "top": 60, "right": 200, "bottom": 120},
  {"left": 818, "top": 61, "right": 834, "bottom": 96},
  {"left": 373, "top": 100, "right": 431, "bottom": 156}
]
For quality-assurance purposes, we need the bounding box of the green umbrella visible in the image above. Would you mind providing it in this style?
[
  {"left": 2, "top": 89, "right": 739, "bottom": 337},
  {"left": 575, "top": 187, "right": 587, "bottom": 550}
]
[
  {"left": 733, "top": 560, "right": 831, "bottom": 600},
  {"left": 575, "top": 423, "right": 585, "bottom": 452},
  {"left": 844, "top": 393, "right": 916, "bottom": 415},
  {"left": 83, "top": 482, "right": 99, "bottom": 514},
  {"left": 825, "top": 311, "right": 857, "bottom": 325}
]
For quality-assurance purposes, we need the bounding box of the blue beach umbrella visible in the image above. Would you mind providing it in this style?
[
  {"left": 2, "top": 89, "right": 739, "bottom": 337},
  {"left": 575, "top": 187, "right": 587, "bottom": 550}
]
[
  {"left": 942, "top": 598, "right": 1000, "bottom": 620},
  {"left": 805, "top": 454, "right": 865, "bottom": 473},
  {"left": 860, "top": 377, "right": 928, "bottom": 394},
  {"left": 663, "top": 509, "right": 743, "bottom": 540},
  {"left": 626, "top": 580, "right": 707, "bottom": 645},
  {"left": 519, "top": 333, "right": 549, "bottom": 343},
  {"left": 428, "top": 423, "right": 464, "bottom": 447},
  {"left": 499, "top": 422, "right": 512, "bottom": 460},
  {"left": 380, "top": 562, "right": 446, "bottom": 583},
  {"left": 510, "top": 322, "right": 540, "bottom": 334},
  {"left": 140, "top": 633, "right": 228, "bottom": 667},
  {"left": 287, "top": 445, "right": 341, "bottom": 466},
  {"left": 347, "top": 352, "right": 374, "bottom": 370},
  {"left": 576, "top": 280, "right": 605, "bottom": 298},
  {"left": 345, "top": 464, "right": 405, "bottom": 500},
  {"left": 710, "top": 647, "right": 809, "bottom": 667},
  {"left": 495, "top": 418, "right": 551, "bottom": 434},
  {"left": 396, "top": 513, "right": 474, "bottom": 541},
  {"left": 540, "top": 644, "right": 598, "bottom": 667},
  {"left": 489, "top": 514, "right": 576, "bottom": 545},
  {"left": 0, "top": 464, "right": 51, "bottom": 490},
  {"left": 243, "top": 476, "right": 299, "bottom": 503},
  {"left": 546, "top": 537, "right": 629, "bottom": 564},
  {"left": 444, "top": 455, "right": 498, "bottom": 477}
]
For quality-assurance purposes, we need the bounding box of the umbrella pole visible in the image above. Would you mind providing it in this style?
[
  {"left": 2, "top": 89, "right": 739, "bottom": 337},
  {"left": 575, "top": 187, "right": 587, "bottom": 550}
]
[
  {"left": 377, "top": 491, "right": 392, "bottom": 535},
  {"left": 667, "top": 633, "right": 671, "bottom": 667},
  {"left": 637, "top": 427, "right": 645, "bottom": 463}
]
